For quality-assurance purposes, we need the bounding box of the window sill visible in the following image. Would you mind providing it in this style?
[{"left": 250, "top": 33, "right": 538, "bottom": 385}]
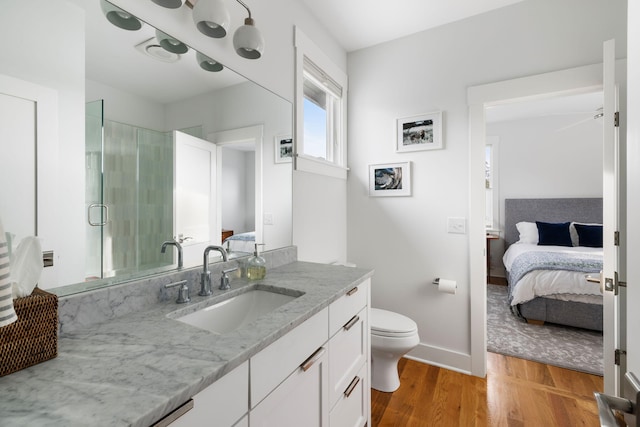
[{"left": 295, "top": 154, "right": 348, "bottom": 180}]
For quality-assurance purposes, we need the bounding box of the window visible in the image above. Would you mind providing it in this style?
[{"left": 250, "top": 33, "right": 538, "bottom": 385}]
[
  {"left": 302, "top": 58, "right": 342, "bottom": 163},
  {"left": 485, "top": 137, "right": 500, "bottom": 231},
  {"left": 295, "top": 27, "right": 348, "bottom": 179}
]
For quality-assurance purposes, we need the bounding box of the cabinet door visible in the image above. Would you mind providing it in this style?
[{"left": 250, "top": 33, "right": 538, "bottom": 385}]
[
  {"left": 329, "top": 364, "right": 367, "bottom": 427},
  {"left": 329, "top": 307, "right": 367, "bottom": 409},
  {"left": 251, "top": 347, "right": 329, "bottom": 427}
]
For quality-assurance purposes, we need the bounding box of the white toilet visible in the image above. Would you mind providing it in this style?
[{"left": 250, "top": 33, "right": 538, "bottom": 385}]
[{"left": 370, "top": 308, "right": 420, "bottom": 392}]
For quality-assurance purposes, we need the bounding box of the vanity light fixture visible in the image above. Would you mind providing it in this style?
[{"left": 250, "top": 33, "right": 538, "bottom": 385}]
[
  {"left": 232, "top": 0, "right": 264, "bottom": 59},
  {"left": 156, "top": 29, "right": 189, "bottom": 54},
  {"left": 151, "top": 0, "right": 186, "bottom": 8},
  {"left": 100, "top": 0, "right": 142, "bottom": 31},
  {"left": 192, "top": 0, "right": 230, "bottom": 39},
  {"left": 196, "top": 52, "right": 224, "bottom": 72}
]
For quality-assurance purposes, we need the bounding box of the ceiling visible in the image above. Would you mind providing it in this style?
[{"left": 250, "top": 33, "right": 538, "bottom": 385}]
[{"left": 300, "top": 0, "right": 526, "bottom": 52}]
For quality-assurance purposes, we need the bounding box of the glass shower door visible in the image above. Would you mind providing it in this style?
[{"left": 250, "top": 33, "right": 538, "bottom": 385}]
[{"left": 85, "top": 100, "right": 105, "bottom": 280}]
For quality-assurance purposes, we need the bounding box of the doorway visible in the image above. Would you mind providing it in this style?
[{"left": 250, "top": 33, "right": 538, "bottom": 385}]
[
  {"left": 467, "top": 63, "right": 605, "bottom": 377},
  {"left": 212, "top": 125, "right": 264, "bottom": 256}
]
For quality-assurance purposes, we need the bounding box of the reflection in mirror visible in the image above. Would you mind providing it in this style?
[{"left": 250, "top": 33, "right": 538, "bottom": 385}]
[{"left": 0, "top": 0, "right": 292, "bottom": 296}]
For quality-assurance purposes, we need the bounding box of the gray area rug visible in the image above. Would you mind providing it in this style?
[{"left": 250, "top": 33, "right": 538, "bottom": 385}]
[{"left": 487, "top": 284, "right": 603, "bottom": 376}]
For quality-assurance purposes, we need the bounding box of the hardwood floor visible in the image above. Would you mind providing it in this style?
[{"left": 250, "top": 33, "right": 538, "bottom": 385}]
[{"left": 371, "top": 353, "right": 603, "bottom": 426}]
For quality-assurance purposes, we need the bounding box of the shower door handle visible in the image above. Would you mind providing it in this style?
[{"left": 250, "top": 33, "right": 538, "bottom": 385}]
[{"left": 88, "top": 203, "right": 109, "bottom": 226}]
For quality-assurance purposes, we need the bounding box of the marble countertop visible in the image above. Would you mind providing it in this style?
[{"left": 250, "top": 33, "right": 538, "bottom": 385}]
[{"left": 0, "top": 261, "right": 373, "bottom": 427}]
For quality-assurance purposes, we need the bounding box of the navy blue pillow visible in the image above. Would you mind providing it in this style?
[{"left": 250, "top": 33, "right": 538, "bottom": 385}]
[
  {"left": 574, "top": 223, "right": 603, "bottom": 247},
  {"left": 536, "top": 221, "right": 573, "bottom": 247}
]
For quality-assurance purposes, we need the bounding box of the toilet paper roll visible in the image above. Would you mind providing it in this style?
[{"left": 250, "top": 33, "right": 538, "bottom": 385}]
[{"left": 437, "top": 278, "right": 457, "bottom": 294}]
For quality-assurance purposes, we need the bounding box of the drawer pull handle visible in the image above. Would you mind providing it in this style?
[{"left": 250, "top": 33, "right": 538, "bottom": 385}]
[
  {"left": 300, "top": 347, "right": 326, "bottom": 372},
  {"left": 346, "top": 287, "right": 359, "bottom": 296},
  {"left": 152, "top": 399, "right": 194, "bottom": 426},
  {"left": 343, "top": 315, "right": 360, "bottom": 331},
  {"left": 344, "top": 376, "right": 361, "bottom": 398}
]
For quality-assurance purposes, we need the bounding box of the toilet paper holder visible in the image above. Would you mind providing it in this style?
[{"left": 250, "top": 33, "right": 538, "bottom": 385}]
[{"left": 433, "top": 278, "right": 441, "bottom": 285}]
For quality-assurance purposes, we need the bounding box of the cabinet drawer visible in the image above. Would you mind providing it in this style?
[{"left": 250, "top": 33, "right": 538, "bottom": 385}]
[
  {"left": 329, "top": 307, "right": 367, "bottom": 409},
  {"left": 251, "top": 346, "right": 329, "bottom": 427},
  {"left": 329, "top": 279, "right": 369, "bottom": 337},
  {"left": 251, "top": 307, "right": 329, "bottom": 407},
  {"left": 329, "top": 364, "right": 367, "bottom": 427},
  {"left": 164, "top": 361, "right": 248, "bottom": 427}
]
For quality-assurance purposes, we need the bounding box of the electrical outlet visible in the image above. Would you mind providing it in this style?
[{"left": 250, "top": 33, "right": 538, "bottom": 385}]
[{"left": 447, "top": 217, "right": 466, "bottom": 234}]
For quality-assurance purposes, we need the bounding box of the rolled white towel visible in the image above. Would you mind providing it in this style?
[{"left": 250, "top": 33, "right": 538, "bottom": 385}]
[
  {"left": 11, "top": 236, "right": 43, "bottom": 299},
  {"left": 0, "top": 217, "right": 17, "bottom": 327}
]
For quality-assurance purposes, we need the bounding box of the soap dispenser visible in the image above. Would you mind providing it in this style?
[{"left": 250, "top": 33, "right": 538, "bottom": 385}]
[{"left": 247, "top": 243, "right": 266, "bottom": 280}]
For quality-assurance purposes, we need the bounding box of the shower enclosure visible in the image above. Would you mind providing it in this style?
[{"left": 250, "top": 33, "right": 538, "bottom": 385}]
[{"left": 85, "top": 100, "right": 173, "bottom": 280}]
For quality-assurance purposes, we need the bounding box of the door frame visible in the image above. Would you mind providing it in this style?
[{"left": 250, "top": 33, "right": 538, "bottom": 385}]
[{"left": 467, "top": 63, "right": 605, "bottom": 377}]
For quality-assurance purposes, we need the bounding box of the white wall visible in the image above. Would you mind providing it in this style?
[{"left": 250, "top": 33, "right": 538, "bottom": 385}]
[
  {"left": 347, "top": 0, "right": 627, "bottom": 372},
  {"left": 86, "top": 79, "right": 165, "bottom": 131},
  {"left": 0, "top": 0, "right": 85, "bottom": 288},
  {"left": 486, "top": 113, "right": 603, "bottom": 277}
]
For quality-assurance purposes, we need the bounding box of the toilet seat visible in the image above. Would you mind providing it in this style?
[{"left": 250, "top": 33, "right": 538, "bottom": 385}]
[{"left": 371, "top": 308, "right": 418, "bottom": 338}]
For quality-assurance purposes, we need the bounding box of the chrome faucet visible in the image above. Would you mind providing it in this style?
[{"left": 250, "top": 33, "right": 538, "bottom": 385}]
[
  {"left": 200, "top": 245, "right": 228, "bottom": 296},
  {"left": 161, "top": 239, "right": 183, "bottom": 269}
]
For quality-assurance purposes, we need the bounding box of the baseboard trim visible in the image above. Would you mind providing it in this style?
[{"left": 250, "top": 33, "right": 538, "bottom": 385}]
[{"left": 405, "top": 343, "right": 472, "bottom": 375}]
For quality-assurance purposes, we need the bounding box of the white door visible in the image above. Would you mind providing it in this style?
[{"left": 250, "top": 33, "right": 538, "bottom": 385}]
[
  {"left": 174, "top": 131, "right": 218, "bottom": 268},
  {"left": 602, "top": 39, "right": 626, "bottom": 395}
]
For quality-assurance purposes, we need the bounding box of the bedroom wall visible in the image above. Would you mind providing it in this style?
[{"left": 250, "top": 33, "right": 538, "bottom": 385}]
[
  {"left": 346, "top": 0, "right": 627, "bottom": 372},
  {"left": 486, "top": 113, "right": 604, "bottom": 277}
]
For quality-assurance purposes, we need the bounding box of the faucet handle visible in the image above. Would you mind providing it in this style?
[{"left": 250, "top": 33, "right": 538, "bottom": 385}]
[
  {"left": 165, "top": 280, "right": 190, "bottom": 304},
  {"left": 219, "top": 267, "right": 239, "bottom": 290}
]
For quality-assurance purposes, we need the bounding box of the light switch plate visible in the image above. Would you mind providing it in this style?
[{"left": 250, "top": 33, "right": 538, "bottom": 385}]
[
  {"left": 447, "top": 217, "right": 466, "bottom": 234},
  {"left": 263, "top": 213, "right": 273, "bottom": 225}
]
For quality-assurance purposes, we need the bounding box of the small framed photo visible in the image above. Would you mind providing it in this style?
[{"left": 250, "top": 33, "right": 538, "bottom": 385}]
[
  {"left": 396, "top": 111, "right": 443, "bottom": 152},
  {"left": 369, "top": 162, "right": 411, "bottom": 197},
  {"left": 274, "top": 135, "right": 293, "bottom": 163}
]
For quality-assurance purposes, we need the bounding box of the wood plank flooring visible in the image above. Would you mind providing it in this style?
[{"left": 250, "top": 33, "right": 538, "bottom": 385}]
[{"left": 371, "top": 353, "right": 603, "bottom": 426}]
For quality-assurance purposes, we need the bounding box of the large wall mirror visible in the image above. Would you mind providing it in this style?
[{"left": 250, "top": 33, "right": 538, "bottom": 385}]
[{"left": 0, "top": 0, "right": 292, "bottom": 296}]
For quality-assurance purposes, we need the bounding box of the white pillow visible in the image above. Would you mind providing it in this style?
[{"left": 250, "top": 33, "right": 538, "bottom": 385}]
[{"left": 515, "top": 221, "right": 538, "bottom": 244}]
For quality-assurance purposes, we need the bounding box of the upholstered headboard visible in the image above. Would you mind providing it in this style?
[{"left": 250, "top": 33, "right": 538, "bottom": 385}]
[{"left": 504, "top": 198, "right": 603, "bottom": 247}]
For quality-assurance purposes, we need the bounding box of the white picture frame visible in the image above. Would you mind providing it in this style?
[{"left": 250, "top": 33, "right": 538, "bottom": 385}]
[
  {"left": 396, "top": 111, "right": 443, "bottom": 152},
  {"left": 274, "top": 135, "right": 293, "bottom": 163},
  {"left": 369, "top": 162, "right": 411, "bottom": 197}
]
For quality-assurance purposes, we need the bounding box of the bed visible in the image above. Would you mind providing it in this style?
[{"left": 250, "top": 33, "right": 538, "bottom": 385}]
[
  {"left": 502, "top": 198, "right": 604, "bottom": 331},
  {"left": 223, "top": 231, "right": 256, "bottom": 256}
]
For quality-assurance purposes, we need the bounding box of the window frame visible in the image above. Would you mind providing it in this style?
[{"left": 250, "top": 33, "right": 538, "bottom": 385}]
[{"left": 294, "top": 27, "right": 348, "bottom": 179}]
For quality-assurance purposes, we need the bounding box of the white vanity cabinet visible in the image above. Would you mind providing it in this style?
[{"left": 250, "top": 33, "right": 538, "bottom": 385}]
[
  {"left": 160, "top": 278, "right": 371, "bottom": 427},
  {"left": 251, "top": 278, "right": 371, "bottom": 427},
  {"left": 328, "top": 279, "right": 370, "bottom": 427},
  {"left": 164, "top": 361, "right": 249, "bottom": 427},
  {"left": 250, "top": 307, "right": 329, "bottom": 426}
]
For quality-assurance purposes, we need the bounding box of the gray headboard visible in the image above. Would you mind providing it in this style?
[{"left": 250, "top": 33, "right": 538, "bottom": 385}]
[{"left": 504, "top": 198, "right": 603, "bottom": 247}]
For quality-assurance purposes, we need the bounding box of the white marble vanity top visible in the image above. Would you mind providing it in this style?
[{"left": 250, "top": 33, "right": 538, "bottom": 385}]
[{"left": 0, "top": 261, "right": 373, "bottom": 426}]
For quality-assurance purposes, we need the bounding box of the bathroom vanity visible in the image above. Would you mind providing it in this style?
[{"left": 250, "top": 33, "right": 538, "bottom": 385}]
[{"left": 0, "top": 253, "right": 372, "bottom": 427}]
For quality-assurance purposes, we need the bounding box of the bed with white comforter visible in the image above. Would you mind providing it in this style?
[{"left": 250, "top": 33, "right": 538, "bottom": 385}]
[{"left": 502, "top": 198, "right": 604, "bottom": 331}]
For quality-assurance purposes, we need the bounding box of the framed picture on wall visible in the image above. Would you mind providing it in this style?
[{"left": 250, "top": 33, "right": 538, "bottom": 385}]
[
  {"left": 274, "top": 135, "right": 293, "bottom": 163},
  {"left": 396, "top": 111, "right": 443, "bottom": 152},
  {"left": 369, "top": 162, "right": 411, "bottom": 197}
]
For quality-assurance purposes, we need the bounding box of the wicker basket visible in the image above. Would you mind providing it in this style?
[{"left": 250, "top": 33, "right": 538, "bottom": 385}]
[{"left": 0, "top": 287, "right": 58, "bottom": 377}]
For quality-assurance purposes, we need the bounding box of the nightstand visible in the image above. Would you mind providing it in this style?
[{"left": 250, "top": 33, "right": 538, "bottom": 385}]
[
  {"left": 486, "top": 233, "right": 500, "bottom": 283},
  {"left": 222, "top": 229, "right": 234, "bottom": 242}
]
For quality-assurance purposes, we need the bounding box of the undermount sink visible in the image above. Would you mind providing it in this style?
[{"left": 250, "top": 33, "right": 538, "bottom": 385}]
[{"left": 174, "top": 286, "right": 303, "bottom": 335}]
